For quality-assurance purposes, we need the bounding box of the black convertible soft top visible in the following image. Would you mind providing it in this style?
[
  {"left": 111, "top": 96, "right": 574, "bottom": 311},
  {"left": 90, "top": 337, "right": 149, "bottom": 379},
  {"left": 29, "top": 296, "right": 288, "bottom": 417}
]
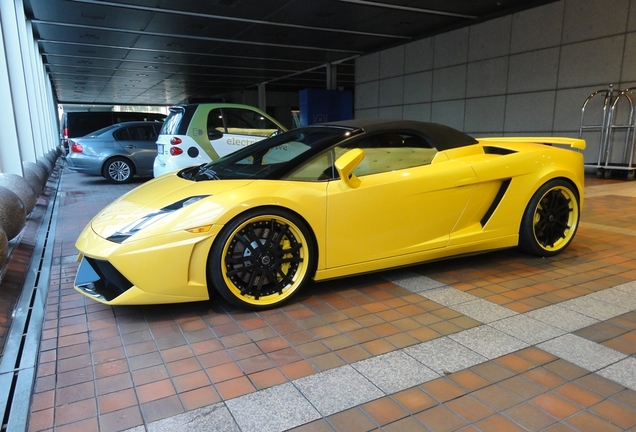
[{"left": 321, "top": 119, "right": 479, "bottom": 151}]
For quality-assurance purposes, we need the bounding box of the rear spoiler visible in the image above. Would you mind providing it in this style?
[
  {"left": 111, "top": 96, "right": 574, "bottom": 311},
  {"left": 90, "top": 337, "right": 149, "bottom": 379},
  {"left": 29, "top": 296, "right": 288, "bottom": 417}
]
[{"left": 479, "top": 137, "right": 586, "bottom": 150}]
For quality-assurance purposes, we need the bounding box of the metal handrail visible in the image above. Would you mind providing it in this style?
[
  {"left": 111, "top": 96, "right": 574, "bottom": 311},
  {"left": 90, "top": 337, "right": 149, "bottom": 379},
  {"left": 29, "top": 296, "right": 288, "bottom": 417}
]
[
  {"left": 580, "top": 84, "right": 636, "bottom": 178},
  {"left": 605, "top": 90, "right": 634, "bottom": 168},
  {"left": 579, "top": 85, "right": 619, "bottom": 165}
]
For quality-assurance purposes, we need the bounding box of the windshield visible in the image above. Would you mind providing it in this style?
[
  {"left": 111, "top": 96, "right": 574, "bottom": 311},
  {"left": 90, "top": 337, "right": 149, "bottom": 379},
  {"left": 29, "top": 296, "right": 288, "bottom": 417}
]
[{"left": 179, "top": 126, "right": 359, "bottom": 181}]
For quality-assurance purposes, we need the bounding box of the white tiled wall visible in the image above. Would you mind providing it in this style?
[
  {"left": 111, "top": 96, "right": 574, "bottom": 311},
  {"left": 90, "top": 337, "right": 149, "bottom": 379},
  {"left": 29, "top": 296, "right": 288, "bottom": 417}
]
[{"left": 354, "top": 0, "right": 636, "bottom": 163}]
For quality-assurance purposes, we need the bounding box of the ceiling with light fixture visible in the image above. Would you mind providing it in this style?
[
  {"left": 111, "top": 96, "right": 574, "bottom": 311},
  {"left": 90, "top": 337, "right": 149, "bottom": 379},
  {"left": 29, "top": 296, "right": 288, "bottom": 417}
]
[{"left": 22, "top": 0, "right": 556, "bottom": 106}]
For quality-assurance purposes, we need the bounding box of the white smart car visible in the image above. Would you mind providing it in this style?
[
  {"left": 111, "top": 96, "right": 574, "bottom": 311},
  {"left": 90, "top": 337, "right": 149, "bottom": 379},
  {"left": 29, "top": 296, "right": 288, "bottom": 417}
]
[{"left": 153, "top": 103, "right": 286, "bottom": 177}]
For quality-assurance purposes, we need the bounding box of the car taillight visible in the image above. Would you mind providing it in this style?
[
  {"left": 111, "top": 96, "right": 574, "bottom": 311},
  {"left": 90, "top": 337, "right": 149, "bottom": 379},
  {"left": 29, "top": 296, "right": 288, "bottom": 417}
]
[
  {"left": 70, "top": 142, "right": 83, "bottom": 153},
  {"left": 170, "top": 147, "right": 183, "bottom": 156},
  {"left": 170, "top": 137, "right": 182, "bottom": 145}
]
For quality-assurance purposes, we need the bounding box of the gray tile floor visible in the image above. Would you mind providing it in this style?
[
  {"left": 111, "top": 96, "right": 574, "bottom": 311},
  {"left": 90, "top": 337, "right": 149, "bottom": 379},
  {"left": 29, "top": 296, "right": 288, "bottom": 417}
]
[{"left": 128, "top": 275, "right": 636, "bottom": 432}]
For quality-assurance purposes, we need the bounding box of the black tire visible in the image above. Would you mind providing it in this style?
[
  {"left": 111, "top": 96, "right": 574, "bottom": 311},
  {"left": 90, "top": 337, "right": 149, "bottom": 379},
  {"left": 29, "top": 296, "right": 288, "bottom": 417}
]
[
  {"left": 208, "top": 208, "right": 316, "bottom": 309},
  {"left": 518, "top": 179, "right": 580, "bottom": 257},
  {"left": 104, "top": 157, "right": 134, "bottom": 184}
]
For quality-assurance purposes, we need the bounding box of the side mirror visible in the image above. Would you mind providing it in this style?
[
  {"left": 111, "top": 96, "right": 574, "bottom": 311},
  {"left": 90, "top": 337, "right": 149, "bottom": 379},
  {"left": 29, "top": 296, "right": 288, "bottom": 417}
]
[
  {"left": 208, "top": 129, "right": 224, "bottom": 140},
  {"left": 335, "top": 148, "right": 364, "bottom": 188}
]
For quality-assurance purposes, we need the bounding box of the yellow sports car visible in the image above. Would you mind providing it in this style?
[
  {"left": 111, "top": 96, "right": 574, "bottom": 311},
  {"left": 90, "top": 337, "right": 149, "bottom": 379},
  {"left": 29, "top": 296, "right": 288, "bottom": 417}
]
[{"left": 74, "top": 119, "right": 585, "bottom": 309}]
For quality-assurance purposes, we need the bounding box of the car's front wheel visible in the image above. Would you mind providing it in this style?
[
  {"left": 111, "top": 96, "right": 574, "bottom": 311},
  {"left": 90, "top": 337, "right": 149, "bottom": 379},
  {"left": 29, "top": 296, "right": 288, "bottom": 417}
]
[
  {"left": 104, "top": 157, "right": 134, "bottom": 184},
  {"left": 519, "top": 179, "right": 580, "bottom": 256},
  {"left": 209, "top": 208, "right": 316, "bottom": 309}
]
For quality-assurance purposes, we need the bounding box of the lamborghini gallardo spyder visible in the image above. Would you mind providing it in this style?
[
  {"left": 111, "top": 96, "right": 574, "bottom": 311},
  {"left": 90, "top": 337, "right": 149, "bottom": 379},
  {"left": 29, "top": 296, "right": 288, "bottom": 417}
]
[{"left": 74, "top": 119, "right": 585, "bottom": 309}]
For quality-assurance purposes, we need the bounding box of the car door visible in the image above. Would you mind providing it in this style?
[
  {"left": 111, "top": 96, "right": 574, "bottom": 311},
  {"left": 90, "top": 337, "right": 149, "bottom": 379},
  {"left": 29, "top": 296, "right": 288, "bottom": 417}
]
[
  {"left": 114, "top": 124, "right": 159, "bottom": 176},
  {"left": 325, "top": 132, "right": 478, "bottom": 268},
  {"left": 208, "top": 107, "right": 282, "bottom": 157}
]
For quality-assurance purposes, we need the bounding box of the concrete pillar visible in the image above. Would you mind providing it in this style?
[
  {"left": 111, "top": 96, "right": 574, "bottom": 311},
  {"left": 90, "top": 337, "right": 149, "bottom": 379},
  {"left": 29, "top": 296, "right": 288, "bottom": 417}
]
[
  {"left": 258, "top": 83, "right": 267, "bottom": 112},
  {"left": 43, "top": 61, "right": 60, "bottom": 152},
  {"left": 326, "top": 64, "right": 337, "bottom": 90},
  {"left": 22, "top": 20, "right": 45, "bottom": 156},
  {"left": 0, "top": 0, "right": 37, "bottom": 163},
  {"left": 0, "top": 6, "right": 22, "bottom": 175}
]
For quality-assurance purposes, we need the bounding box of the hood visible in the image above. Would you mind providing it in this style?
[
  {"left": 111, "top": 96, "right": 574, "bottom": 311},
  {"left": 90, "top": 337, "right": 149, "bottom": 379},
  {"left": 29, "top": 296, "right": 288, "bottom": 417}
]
[{"left": 90, "top": 174, "right": 252, "bottom": 239}]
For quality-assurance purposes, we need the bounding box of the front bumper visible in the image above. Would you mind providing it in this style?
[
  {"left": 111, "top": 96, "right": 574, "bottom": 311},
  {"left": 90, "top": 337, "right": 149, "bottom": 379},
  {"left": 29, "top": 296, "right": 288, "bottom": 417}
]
[
  {"left": 74, "top": 224, "right": 221, "bottom": 305},
  {"left": 75, "top": 256, "right": 133, "bottom": 302}
]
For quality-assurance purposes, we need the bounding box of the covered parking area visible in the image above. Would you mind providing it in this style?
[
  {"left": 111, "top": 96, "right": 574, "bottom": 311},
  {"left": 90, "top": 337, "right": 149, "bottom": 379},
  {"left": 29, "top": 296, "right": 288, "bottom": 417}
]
[{"left": 2, "top": 0, "right": 636, "bottom": 431}]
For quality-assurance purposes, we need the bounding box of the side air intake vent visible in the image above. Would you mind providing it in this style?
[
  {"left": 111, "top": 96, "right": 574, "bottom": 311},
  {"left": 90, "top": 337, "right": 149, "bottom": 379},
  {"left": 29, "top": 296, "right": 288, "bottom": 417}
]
[
  {"left": 481, "top": 179, "right": 511, "bottom": 227},
  {"left": 484, "top": 146, "right": 517, "bottom": 155}
]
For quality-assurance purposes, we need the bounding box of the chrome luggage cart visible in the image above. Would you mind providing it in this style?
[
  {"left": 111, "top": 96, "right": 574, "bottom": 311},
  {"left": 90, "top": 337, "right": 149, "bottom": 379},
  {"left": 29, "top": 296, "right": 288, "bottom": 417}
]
[{"left": 580, "top": 84, "right": 636, "bottom": 180}]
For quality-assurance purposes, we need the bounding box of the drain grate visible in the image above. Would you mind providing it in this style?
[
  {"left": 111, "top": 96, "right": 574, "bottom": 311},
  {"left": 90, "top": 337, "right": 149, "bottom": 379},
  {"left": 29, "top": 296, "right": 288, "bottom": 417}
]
[{"left": 0, "top": 165, "right": 61, "bottom": 432}]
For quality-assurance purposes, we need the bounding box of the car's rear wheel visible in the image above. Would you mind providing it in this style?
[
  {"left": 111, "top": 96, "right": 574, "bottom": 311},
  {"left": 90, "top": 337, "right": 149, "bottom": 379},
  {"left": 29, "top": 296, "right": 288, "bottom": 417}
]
[
  {"left": 209, "top": 208, "right": 315, "bottom": 309},
  {"left": 104, "top": 157, "right": 134, "bottom": 184},
  {"left": 519, "top": 179, "right": 580, "bottom": 256}
]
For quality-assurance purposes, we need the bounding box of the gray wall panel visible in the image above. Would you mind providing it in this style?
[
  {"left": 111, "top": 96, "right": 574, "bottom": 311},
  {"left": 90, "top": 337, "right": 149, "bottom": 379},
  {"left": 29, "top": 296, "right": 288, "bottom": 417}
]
[
  {"left": 469, "top": 16, "right": 512, "bottom": 62},
  {"left": 465, "top": 96, "right": 506, "bottom": 134},
  {"left": 508, "top": 48, "right": 560, "bottom": 93},
  {"left": 379, "top": 77, "right": 404, "bottom": 107},
  {"left": 405, "top": 38, "right": 434, "bottom": 74},
  {"left": 404, "top": 71, "right": 433, "bottom": 104},
  {"left": 431, "top": 100, "right": 465, "bottom": 131},
  {"left": 511, "top": 1, "right": 565, "bottom": 53},
  {"left": 433, "top": 28, "right": 469, "bottom": 68},
  {"left": 354, "top": 0, "right": 636, "bottom": 166},
  {"left": 504, "top": 91, "right": 556, "bottom": 133},
  {"left": 466, "top": 57, "right": 509, "bottom": 98},
  {"left": 403, "top": 103, "right": 432, "bottom": 122},
  {"left": 562, "top": 0, "right": 629, "bottom": 44},
  {"left": 380, "top": 46, "right": 405, "bottom": 79},
  {"left": 432, "top": 65, "right": 467, "bottom": 101},
  {"left": 558, "top": 36, "right": 624, "bottom": 88}
]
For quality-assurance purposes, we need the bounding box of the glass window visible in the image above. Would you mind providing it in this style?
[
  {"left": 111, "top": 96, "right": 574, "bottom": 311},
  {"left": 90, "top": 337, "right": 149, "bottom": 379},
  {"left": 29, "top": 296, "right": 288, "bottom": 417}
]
[
  {"left": 223, "top": 108, "right": 280, "bottom": 137},
  {"left": 130, "top": 126, "right": 157, "bottom": 141},
  {"left": 285, "top": 131, "right": 439, "bottom": 181},
  {"left": 181, "top": 126, "right": 352, "bottom": 181},
  {"left": 161, "top": 110, "right": 185, "bottom": 135},
  {"left": 113, "top": 128, "right": 131, "bottom": 141},
  {"left": 207, "top": 109, "right": 225, "bottom": 138},
  {"left": 334, "top": 132, "right": 438, "bottom": 177},
  {"left": 285, "top": 150, "right": 335, "bottom": 181}
]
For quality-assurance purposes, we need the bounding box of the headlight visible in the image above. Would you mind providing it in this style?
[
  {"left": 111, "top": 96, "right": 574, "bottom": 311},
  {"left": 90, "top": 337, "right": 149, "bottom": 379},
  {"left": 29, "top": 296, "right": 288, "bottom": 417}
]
[{"left": 107, "top": 195, "right": 210, "bottom": 243}]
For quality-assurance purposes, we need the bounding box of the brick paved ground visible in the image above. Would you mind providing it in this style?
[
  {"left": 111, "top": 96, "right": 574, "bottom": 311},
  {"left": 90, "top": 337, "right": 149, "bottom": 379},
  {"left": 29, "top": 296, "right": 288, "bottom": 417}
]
[{"left": 2, "top": 163, "right": 636, "bottom": 431}]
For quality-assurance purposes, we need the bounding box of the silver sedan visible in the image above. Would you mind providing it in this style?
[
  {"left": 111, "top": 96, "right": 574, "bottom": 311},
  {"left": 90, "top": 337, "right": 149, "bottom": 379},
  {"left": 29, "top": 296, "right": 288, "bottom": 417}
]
[{"left": 66, "top": 121, "right": 163, "bottom": 184}]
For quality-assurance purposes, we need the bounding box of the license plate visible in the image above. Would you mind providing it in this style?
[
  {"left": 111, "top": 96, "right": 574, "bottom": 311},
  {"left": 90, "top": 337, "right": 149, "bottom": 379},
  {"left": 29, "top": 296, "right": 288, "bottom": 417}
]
[{"left": 158, "top": 144, "right": 164, "bottom": 154}]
